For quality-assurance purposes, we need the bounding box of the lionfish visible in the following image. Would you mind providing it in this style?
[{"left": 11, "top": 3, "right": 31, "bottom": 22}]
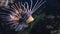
[{"left": 0, "top": 0, "right": 46, "bottom": 31}]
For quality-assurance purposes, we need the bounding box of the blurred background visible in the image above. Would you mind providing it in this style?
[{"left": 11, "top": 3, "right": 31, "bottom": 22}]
[{"left": 0, "top": 0, "right": 60, "bottom": 34}]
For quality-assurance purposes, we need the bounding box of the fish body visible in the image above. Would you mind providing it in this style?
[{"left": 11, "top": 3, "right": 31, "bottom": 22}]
[{"left": 0, "top": 0, "right": 46, "bottom": 32}]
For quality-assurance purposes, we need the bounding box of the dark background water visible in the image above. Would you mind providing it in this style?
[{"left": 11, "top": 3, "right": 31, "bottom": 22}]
[
  {"left": 0, "top": 0, "right": 60, "bottom": 34},
  {"left": 28, "top": 0, "right": 60, "bottom": 34}
]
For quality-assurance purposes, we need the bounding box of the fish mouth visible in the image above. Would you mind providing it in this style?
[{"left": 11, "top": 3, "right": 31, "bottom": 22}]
[{"left": 26, "top": 15, "right": 34, "bottom": 23}]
